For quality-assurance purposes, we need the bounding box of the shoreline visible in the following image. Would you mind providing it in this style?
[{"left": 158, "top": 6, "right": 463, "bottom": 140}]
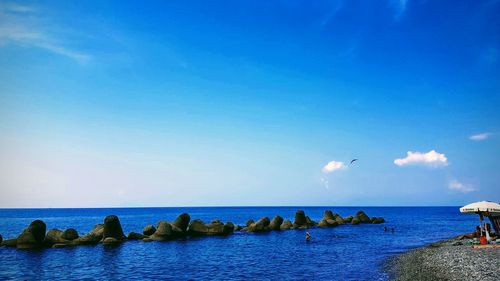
[{"left": 385, "top": 237, "right": 500, "bottom": 281}]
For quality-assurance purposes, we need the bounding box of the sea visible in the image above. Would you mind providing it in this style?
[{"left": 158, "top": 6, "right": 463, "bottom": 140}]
[{"left": 0, "top": 207, "right": 479, "bottom": 280}]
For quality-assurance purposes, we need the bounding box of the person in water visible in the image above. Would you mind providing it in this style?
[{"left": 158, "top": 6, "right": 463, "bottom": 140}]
[{"left": 305, "top": 232, "right": 311, "bottom": 241}]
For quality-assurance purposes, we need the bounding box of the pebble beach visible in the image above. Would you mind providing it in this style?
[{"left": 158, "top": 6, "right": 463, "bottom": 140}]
[{"left": 386, "top": 239, "right": 500, "bottom": 281}]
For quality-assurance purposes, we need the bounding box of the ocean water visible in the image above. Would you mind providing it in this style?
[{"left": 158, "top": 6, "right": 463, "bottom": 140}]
[{"left": 0, "top": 207, "right": 479, "bottom": 280}]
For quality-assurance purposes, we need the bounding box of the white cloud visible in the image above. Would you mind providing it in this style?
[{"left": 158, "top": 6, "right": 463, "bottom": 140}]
[
  {"left": 0, "top": 3, "right": 90, "bottom": 64},
  {"left": 394, "top": 150, "right": 448, "bottom": 167},
  {"left": 322, "top": 160, "right": 346, "bottom": 173},
  {"left": 448, "top": 179, "right": 476, "bottom": 193},
  {"left": 469, "top": 132, "right": 491, "bottom": 141}
]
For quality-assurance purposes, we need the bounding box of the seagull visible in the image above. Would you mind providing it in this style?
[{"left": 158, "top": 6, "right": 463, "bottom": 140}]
[{"left": 350, "top": 159, "right": 358, "bottom": 165}]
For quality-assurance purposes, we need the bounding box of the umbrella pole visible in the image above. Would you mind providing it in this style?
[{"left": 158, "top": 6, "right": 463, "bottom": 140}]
[{"left": 479, "top": 213, "right": 488, "bottom": 244}]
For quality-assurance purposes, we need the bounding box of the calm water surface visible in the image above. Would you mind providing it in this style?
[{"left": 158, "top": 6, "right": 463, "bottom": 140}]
[{"left": 0, "top": 207, "right": 478, "bottom": 280}]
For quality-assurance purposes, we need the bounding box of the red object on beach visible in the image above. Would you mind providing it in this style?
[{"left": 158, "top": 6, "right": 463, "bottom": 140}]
[{"left": 479, "top": 236, "right": 487, "bottom": 245}]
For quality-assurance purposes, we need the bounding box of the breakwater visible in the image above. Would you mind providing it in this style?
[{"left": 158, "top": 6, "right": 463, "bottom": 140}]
[{"left": 0, "top": 209, "right": 384, "bottom": 249}]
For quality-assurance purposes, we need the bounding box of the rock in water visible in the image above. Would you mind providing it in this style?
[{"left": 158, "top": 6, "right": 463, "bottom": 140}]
[
  {"left": 293, "top": 210, "right": 307, "bottom": 228},
  {"left": 72, "top": 224, "right": 104, "bottom": 245},
  {"left": 2, "top": 238, "right": 17, "bottom": 247},
  {"left": 16, "top": 220, "right": 47, "bottom": 249},
  {"left": 29, "top": 220, "right": 47, "bottom": 242},
  {"left": 143, "top": 224, "right": 156, "bottom": 236},
  {"left": 247, "top": 217, "right": 271, "bottom": 232},
  {"left": 207, "top": 220, "right": 225, "bottom": 235},
  {"left": 103, "top": 215, "right": 126, "bottom": 240},
  {"left": 318, "top": 211, "right": 339, "bottom": 227},
  {"left": 324, "top": 210, "right": 335, "bottom": 220},
  {"left": 320, "top": 220, "right": 338, "bottom": 228},
  {"left": 187, "top": 219, "right": 232, "bottom": 236},
  {"left": 188, "top": 219, "right": 209, "bottom": 236},
  {"left": 169, "top": 213, "right": 191, "bottom": 238},
  {"left": 325, "top": 212, "right": 345, "bottom": 225},
  {"left": 0, "top": 234, "right": 2, "bottom": 244},
  {"left": 149, "top": 221, "right": 174, "bottom": 241},
  {"left": 127, "top": 232, "right": 147, "bottom": 240},
  {"left": 305, "top": 216, "right": 316, "bottom": 226},
  {"left": 351, "top": 217, "right": 361, "bottom": 225},
  {"left": 318, "top": 219, "right": 329, "bottom": 228},
  {"left": 355, "top": 211, "right": 371, "bottom": 223},
  {"left": 52, "top": 243, "right": 70, "bottom": 248},
  {"left": 326, "top": 219, "right": 338, "bottom": 226},
  {"left": 61, "top": 228, "right": 79, "bottom": 240},
  {"left": 225, "top": 222, "right": 235, "bottom": 232},
  {"left": 170, "top": 224, "right": 185, "bottom": 238},
  {"left": 280, "top": 220, "right": 293, "bottom": 230},
  {"left": 172, "top": 213, "right": 190, "bottom": 232},
  {"left": 269, "top": 215, "right": 284, "bottom": 230},
  {"left": 74, "top": 234, "right": 99, "bottom": 245},
  {"left": 45, "top": 228, "right": 78, "bottom": 247},
  {"left": 223, "top": 222, "right": 235, "bottom": 235},
  {"left": 343, "top": 216, "right": 353, "bottom": 223},
  {"left": 246, "top": 219, "right": 255, "bottom": 227},
  {"left": 334, "top": 215, "right": 345, "bottom": 225},
  {"left": 17, "top": 232, "right": 38, "bottom": 249},
  {"left": 371, "top": 217, "right": 385, "bottom": 224},
  {"left": 44, "top": 229, "right": 67, "bottom": 246},
  {"left": 91, "top": 224, "right": 104, "bottom": 238},
  {"left": 102, "top": 237, "right": 120, "bottom": 245}
]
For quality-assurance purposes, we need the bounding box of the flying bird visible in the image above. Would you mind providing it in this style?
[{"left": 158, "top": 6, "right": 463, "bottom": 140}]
[{"left": 350, "top": 159, "right": 358, "bottom": 165}]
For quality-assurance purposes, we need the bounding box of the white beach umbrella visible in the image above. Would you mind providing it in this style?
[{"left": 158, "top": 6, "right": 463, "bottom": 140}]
[
  {"left": 460, "top": 201, "right": 500, "bottom": 214},
  {"left": 460, "top": 201, "right": 500, "bottom": 236}
]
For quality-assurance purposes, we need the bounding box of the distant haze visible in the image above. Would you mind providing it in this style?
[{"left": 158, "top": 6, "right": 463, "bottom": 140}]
[{"left": 0, "top": 1, "right": 499, "bottom": 207}]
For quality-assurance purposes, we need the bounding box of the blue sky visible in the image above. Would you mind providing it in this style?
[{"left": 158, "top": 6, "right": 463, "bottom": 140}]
[{"left": 0, "top": 0, "right": 499, "bottom": 207}]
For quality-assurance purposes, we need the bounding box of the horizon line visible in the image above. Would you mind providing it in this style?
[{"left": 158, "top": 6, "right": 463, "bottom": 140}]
[{"left": 0, "top": 205, "right": 467, "bottom": 209}]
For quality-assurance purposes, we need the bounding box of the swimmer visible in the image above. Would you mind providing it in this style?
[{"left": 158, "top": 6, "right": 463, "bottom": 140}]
[{"left": 305, "top": 232, "right": 311, "bottom": 241}]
